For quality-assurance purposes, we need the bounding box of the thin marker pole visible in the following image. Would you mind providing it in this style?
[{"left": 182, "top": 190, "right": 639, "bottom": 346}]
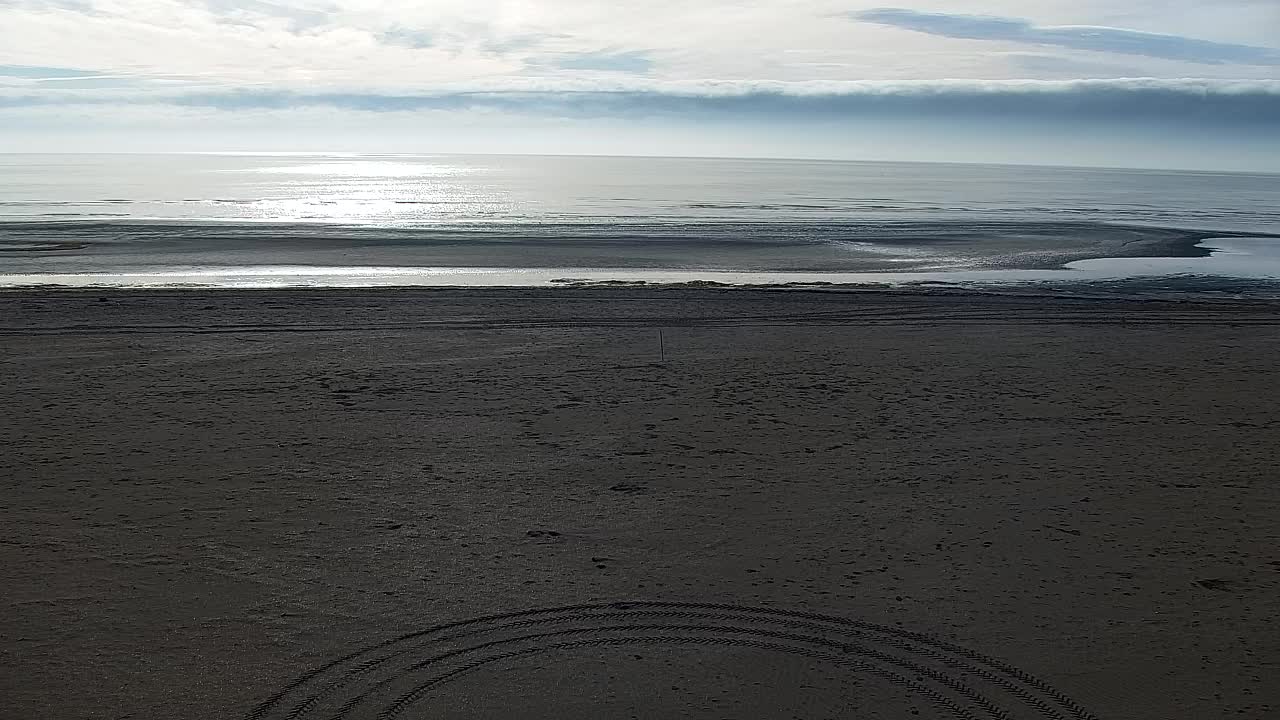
[{"left": 659, "top": 328, "right": 666, "bottom": 363}]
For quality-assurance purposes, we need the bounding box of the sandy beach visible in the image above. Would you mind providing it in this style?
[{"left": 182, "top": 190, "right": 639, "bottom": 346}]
[{"left": 2, "top": 287, "right": 1278, "bottom": 719}]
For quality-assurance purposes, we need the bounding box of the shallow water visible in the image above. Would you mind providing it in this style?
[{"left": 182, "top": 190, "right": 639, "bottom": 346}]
[{"left": 1, "top": 153, "right": 1278, "bottom": 292}]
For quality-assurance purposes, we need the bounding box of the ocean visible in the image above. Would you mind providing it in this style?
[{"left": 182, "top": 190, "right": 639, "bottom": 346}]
[{"left": 1, "top": 153, "right": 1278, "bottom": 292}]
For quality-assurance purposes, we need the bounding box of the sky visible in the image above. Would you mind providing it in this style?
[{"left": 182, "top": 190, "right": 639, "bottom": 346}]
[{"left": 1, "top": 0, "right": 1278, "bottom": 169}]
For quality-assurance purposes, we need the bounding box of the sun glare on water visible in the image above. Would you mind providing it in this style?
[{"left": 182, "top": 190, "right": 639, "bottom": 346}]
[
  {"left": 248, "top": 160, "right": 471, "bottom": 178},
  {"left": 221, "top": 157, "right": 506, "bottom": 222}
]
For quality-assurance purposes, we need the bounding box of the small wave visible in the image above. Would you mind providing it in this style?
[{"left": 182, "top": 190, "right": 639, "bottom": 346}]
[
  {"left": 0, "top": 241, "right": 88, "bottom": 251},
  {"left": 393, "top": 200, "right": 483, "bottom": 205},
  {"left": 0, "top": 200, "right": 138, "bottom": 207},
  {"left": 686, "top": 202, "right": 844, "bottom": 211},
  {"left": 34, "top": 212, "right": 130, "bottom": 217}
]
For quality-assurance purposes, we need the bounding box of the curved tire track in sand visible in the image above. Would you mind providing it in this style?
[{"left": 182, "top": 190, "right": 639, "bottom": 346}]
[{"left": 244, "top": 601, "right": 1098, "bottom": 720}]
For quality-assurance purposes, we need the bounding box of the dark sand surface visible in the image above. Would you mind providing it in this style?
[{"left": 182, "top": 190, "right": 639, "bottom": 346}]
[{"left": 2, "top": 288, "right": 1278, "bottom": 719}]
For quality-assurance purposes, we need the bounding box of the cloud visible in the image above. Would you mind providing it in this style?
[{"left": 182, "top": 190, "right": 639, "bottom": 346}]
[
  {"left": 376, "top": 26, "right": 434, "bottom": 50},
  {"left": 854, "top": 8, "right": 1280, "bottom": 65},
  {"left": 4, "top": 78, "right": 1278, "bottom": 129},
  {"left": 201, "top": 0, "right": 333, "bottom": 32},
  {"left": 483, "top": 33, "right": 564, "bottom": 55},
  {"left": 3, "top": 0, "right": 1278, "bottom": 96},
  {"left": 0, "top": 0, "right": 96, "bottom": 12},
  {"left": 539, "top": 51, "right": 654, "bottom": 74},
  {"left": 0, "top": 64, "right": 104, "bottom": 80},
  {"left": 0, "top": 64, "right": 167, "bottom": 89},
  {"left": 1003, "top": 54, "right": 1142, "bottom": 78},
  {"left": 0, "top": 64, "right": 224, "bottom": 90}
]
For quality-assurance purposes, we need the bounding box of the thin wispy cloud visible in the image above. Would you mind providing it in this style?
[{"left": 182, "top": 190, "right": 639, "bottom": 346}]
[
  {"left": 376, "top": 26, "right": 434, "bottom": 50},
  {"left": 0, "top": 65, "right": 163, "bottom": 90},
  {"left": 540, "top": 51, "right": 654, "bottom": 74},
  {"left": 201, "top": 0, "right": 333, "bottom": 32},
  {"left": 482, "top": 33, "right": 566, "bottom": 55},
  {"left": 0, "top": 0, "right": 96, "bottom": 12},
  {"left": 1003, "top": 54, "right": 1141, "bottom": 79},
  {"left": 0, "top": 64, "right": 105, "bottom": 80},
  {"left": 854, "top": 8, "right": 1280, "bottom": 66},
  {"left": 0, "top": 64, "right": 226, "bottom": 91}
]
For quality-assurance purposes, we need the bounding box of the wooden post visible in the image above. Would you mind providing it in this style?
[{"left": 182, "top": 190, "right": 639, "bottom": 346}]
[{"left": 659, "top": 328, "right": 666, "bottom": 363}]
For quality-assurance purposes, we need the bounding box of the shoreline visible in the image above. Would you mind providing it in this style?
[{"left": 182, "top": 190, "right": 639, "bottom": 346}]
[
  {"left": 5, "top": 264, "right": 1280, "bottom": 297},
  {"left": 2, "top": 229, "right": 1278, "bottom": 294},
  {"left": 5, "top": 221, "right": 1277, "bottom": 280}
]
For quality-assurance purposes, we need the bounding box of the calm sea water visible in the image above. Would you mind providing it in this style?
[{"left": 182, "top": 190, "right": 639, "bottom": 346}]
[{"left": 1, "top": 153, "right": 1277, "bottom": 290}]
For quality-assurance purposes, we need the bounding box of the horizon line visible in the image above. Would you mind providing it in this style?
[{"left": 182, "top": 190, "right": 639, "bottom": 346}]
[{"left": 1, "top": 150, "right": 1276, "bottom": 176}]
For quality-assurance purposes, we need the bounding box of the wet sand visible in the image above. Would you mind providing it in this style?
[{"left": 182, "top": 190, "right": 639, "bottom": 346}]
[
  {"left": 2, "top": 287, "right": 1278, "bottom": 719},
  {"left": 0, "top": 220, "right": 1241, "bottom": 275}
]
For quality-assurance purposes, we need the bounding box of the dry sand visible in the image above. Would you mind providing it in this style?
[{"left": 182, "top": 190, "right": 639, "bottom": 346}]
[{"left": 1, "top": 287, "right": 1278, "bottom": 720}]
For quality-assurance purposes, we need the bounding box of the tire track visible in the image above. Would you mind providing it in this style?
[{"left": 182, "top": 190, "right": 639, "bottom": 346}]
[
  {"left": 361, "top": 624, "right": 1009, "bottom": 720},
  {"left": 244, "top": 601, "right": 1099, "bottom": 720},
  {"left": 379, "top": 637, "right": 977, "bottom": 720},
  {"left": 280, "top": 610, "right": 1067, "bottom": 720}
]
